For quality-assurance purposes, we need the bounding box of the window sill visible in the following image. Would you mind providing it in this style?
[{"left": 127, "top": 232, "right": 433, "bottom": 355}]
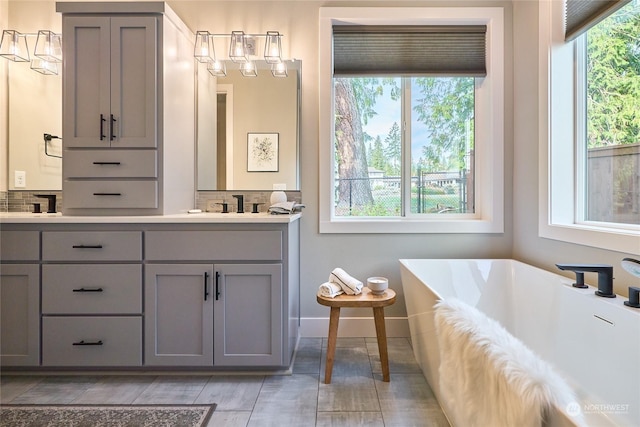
[
  {"left": 320, "top": 217, "right": 503, "bottom": 234},
  {"left": 539, "top": 221, "right": 640, "bottom": 255}
]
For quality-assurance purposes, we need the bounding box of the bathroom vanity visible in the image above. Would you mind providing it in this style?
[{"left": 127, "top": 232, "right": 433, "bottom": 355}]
[{"left": 0, "top": 213, "right": 301, "bottom": 371}]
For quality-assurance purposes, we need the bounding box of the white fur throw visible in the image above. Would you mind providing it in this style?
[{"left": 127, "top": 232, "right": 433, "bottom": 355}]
[{"left": 434, "top": 298, "right": 576, "bottom": 427}]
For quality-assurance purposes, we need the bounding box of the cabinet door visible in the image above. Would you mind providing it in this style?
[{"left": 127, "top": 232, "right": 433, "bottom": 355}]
[
  {"left": 63, "top": 16, "right": 111, "bottom": 148},
  {"left": 214, "top": 264, "right": 283, "bottom": 366},
  {"left": 145, "top": 264, "right": 213, "bottom": 366},
  {"left": 110, "top": 17, "right": 157, "bottom": 148},
  {"left": 0, "top": 264, "right": 40, "bottom": 366}
]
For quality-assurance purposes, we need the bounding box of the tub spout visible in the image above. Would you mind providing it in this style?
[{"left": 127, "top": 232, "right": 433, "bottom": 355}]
[{"left": 556, "top": 264, "right": 615, "bottom": 298}]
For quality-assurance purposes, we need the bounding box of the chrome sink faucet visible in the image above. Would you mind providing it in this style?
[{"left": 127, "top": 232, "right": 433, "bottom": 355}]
[
  {"left": 556, "top": 264, "right": 615, "bottom": 298},
  {"left": 232, "top": 194, "right": 244, "bottom": 213}
]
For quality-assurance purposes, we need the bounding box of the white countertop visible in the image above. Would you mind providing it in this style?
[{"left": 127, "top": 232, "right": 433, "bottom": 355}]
[{"left": 0, "top": 212, "right": 302, "bottom": 224}]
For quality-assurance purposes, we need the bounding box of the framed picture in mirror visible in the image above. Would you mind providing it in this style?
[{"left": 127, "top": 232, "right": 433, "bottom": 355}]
[{"left": 247, "top": 132, "right": 279, "bottom": 172}]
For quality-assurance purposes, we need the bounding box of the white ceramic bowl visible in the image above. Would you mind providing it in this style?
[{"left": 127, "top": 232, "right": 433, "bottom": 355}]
[{"left": 367, "top": 277, "right": 389, "bottom": 294}]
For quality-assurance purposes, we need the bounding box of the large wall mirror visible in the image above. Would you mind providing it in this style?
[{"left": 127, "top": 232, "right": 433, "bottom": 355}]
[{"left": 196, "top": 59, "right": 301, "bottom": 191}]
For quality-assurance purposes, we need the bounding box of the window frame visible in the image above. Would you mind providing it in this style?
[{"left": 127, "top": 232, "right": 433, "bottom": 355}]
[
  {"left": 538, "top": 0, "right": 640, "bottom": 254},
  {"left": 319, "top": 7, "right": 504, "bottom": 234}
]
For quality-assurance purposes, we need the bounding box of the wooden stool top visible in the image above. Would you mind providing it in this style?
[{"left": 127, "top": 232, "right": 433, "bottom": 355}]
[{"left": 317, "top": 287, "right": 396, "bottom": 308}]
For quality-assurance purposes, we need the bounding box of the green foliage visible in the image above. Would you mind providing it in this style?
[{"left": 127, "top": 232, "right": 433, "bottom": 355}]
[
  {"left": 384, "top": 122, "right": 402, "bottom": 175},
  {"left": 586, "top": 1, "right": 640, "bottom": 147},
  {"left": 413, "top": 78, "right": 475, "bottom": 170}
]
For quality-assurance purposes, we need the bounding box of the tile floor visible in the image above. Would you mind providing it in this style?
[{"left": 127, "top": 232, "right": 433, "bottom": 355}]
[{"left": 0, "top": 337, "right": 450, "bottom": 426}]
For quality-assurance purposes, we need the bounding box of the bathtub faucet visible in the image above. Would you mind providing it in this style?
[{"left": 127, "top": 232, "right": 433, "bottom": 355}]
[{"left": 556, "top": 264, "right": 615, "bottom": 298}]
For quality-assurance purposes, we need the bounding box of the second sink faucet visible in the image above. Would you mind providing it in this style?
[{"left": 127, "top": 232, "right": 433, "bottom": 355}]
[
  {"left": 232, "top": 194, "right": 244, "bottom": 213},
  {"left": 556, "top": 263, "right": 615, "bottom": 298}
]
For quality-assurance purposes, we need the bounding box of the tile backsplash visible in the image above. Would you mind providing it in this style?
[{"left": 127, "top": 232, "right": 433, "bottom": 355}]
[{"left": 2, "top": 190, "right": 302, "bottom": 214}]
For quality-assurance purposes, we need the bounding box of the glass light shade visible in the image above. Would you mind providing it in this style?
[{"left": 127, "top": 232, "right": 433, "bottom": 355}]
[
  {"left": 34, "top": 30, "right": 62, "bottom": 63},
  {"left": 207, "top": 59, "right": 226, "bottom": 77},
  {"left": 229, "top": 31, "right": 248, "bottom": 63},
  {"left": 240, "top": 60, "right": 257, "bottom": 77},
  {"left": 264, "top": 31, "right": 282, "bottom": 64},
  {"left": 194, "top": 31, "right": 214, "bottom": 63},
  {"left": 0, "top": 30, "right": 30, "bottom": 62},
  {"left": 30, "top": 58, "right": 58, "bottom": 75},
  {"left": 271, "top": 61, "right": 288, "bottom": 77}
]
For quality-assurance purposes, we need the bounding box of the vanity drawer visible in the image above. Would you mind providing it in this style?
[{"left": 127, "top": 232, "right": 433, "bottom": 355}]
[
  {"left": 0, "top": 231, "right": 39, "bottom": 261},
  {"left": 64, "top": 150, "right": 157, "bottom": 178},
  {"left": 145, "top": 230, "right": 283, "bottom": 261},
  {"left": 63, "top": 180, "right": 158, "bottom": 209},
  {"left": 42, "top": 264, "right": 142, "bottom": 314},
  {"left": 42, "top": 231, "right": 142, "bottom": 261},
  {"left": 42, "top": 316, "right": 142, "bottom": 366}
]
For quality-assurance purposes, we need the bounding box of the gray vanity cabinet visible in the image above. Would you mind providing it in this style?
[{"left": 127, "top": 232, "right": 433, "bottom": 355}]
[
  {"left": 40, "top": 231, "right": 143, "bottom": 367},
  {"left": 58, "top": 1, "right": 195, "bottom": 215},
  {"left": 0, "top": 231, "right": 40, "bottom": 366},
  {"left": 214, "top": 264, "right": 283, "bottom": 366},
  {"left": 144, "top": 264, "right": 214, "bottom": 366}
]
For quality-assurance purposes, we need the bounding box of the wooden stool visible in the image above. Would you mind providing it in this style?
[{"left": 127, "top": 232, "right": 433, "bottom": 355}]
[{"left": 317, "top": 287, "right": 397, "bottom": 384}]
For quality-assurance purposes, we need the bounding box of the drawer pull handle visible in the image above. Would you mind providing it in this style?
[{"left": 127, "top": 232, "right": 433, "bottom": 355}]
[
  {"left": 73, "top": 340, "right": 103, "bottom": 346},
  {"left": 110, "top": 114, "right": 116, "bottom": 140},
  {"left": 99, "top": 114, "right": 106, "bottom": 141},
  {"left": 72, "top": 245, "right": 103, "bottom": 249},
  {"left": 215, "top": 271, "right": 221, "bottom": 301},
  {"left": 204, "top": 271, "right": 209, "bottom": 301},
  {"left": 93, "top": 192, "right": 122, "bottom": 196},
  {"left": 72, "top": 287, "right": 104, "bottom": 293},
  {"left": 92, "top": 161, "right": 121, "bottom": 165}
]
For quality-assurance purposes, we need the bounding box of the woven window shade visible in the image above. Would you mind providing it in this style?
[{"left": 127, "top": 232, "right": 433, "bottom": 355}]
[
  {"left": 333, "top": 25, "right": 487, "bottom": 77},
  {"left": 565, "top": 0, "right": 632, "bottom": 41}
]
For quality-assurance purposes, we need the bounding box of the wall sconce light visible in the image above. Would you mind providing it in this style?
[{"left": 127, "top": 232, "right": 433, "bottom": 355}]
[
  {"left": 229, "top": 31, "right": 248, "bottom": 63},
  {"left": 194, "top": 30, "right": 286, "bottom": 78},
  {"left": 207, "top": 59, "right": 226, "bottom": 77},
  {"left": 34, "top": 30, "right": 62, "bottom": 63},
  {"left": 194, "top": 31, "right": 214, "bottom": 63},
  {"left": 0, "top": 29, "right": 61, "bottom": 75},
  {"left": 0, "top": 30, "right": 30, "bottom": 62},
  {"left": 31, "top": 57, "right": 58, "bottom": 75},
  {"left": 264, "top": 31, "right": 282, "bottom": 64},
  {"left": 240, "top": 60, "right": 257, "bottom": 77},
  {"left": 271, "top": 61, "right": 288, "bottom": 77}
]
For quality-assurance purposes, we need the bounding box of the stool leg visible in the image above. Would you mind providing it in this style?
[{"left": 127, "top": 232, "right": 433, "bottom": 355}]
[
  {"left": 325, "top": 306, "right": 340, "bottom": 384},
  {"left": 373, "top": 306, "right": 390, "bottom": 382}
]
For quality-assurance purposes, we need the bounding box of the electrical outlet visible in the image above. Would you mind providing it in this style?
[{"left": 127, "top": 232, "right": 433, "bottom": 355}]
[{"left": 14, "top": 170, "right": 26, "bottom": 188}]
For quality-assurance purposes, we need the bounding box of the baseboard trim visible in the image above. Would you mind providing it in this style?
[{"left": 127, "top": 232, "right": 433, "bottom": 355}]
[{"left": 300, "top": 316, "right": 409, "bottom": 338}]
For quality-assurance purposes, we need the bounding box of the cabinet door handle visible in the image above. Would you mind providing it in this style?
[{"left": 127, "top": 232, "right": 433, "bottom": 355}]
[
  {"left": 204, "top": 271, "right": 209, "bottom": 301},
  {"left": 72, "top": 287, "right": 104, "bottom": 293},
  {"left": 215, "top": 271, "right": 221, "bottom": 300},
  {"left": 93, "top": 161, "right": 121, "bottom": 165},
  {"left": 93, "top": 192, "right": 122, "bottom": 196},
  {"left": 72, "top": 244, "right": 103, "bottom": 249},
  {"left": 110, "top": 114, "right": 116, "bottom": 140},
  {"left": 72, "top": 340, "right": 103, "bottom": 346},
  {"left": 100, "top": 114, "right": 106, "bottom": 140}
]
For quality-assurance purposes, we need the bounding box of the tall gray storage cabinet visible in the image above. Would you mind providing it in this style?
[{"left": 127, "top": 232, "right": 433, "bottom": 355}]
[{"left": 58, "top": 2, "right": 194, "bottom": 215}]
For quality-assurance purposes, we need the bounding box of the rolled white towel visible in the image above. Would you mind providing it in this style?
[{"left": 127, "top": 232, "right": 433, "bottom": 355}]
[
  {"left": 318, "top": 281, "right": 344, "bottom": 298},
  {"left": 329, "top": 268, "right": 363, "bottom": 295}
]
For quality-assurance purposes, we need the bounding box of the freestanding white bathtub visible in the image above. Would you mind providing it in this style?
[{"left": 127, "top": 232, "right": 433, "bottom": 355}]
[{"left": 399, "top": 259, "right": 640, "bottom": 427}]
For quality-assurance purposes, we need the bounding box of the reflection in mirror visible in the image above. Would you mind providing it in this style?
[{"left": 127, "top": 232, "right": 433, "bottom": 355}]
[{"left": 197, "top": 59, "right": 300, "bottom": 191}]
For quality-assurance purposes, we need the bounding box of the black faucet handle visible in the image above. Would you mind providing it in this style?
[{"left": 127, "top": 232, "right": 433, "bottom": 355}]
[{"left": 624, "top": 287, "right": 640, "bottom": 308}]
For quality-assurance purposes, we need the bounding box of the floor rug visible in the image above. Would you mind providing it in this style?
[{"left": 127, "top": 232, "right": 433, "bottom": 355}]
[{"left": 0, "top": 403, "right": 216, "bottom": 427}]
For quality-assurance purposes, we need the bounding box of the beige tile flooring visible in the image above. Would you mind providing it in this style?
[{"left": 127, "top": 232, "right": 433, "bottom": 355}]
[{"left": 0, "top": 337, "right": 450, "bottom": 426}]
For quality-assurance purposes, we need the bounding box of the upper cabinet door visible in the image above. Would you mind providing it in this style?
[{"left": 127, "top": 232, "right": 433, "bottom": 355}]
[
  {"left": 110, "top": 17, "right": 157, "bottom": 148},
  {"left": 63, "top": 16, "right": 111, "bottom": 148},
  {"left": 62, "top": 16, "right": 157, "bottom": 149}
]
